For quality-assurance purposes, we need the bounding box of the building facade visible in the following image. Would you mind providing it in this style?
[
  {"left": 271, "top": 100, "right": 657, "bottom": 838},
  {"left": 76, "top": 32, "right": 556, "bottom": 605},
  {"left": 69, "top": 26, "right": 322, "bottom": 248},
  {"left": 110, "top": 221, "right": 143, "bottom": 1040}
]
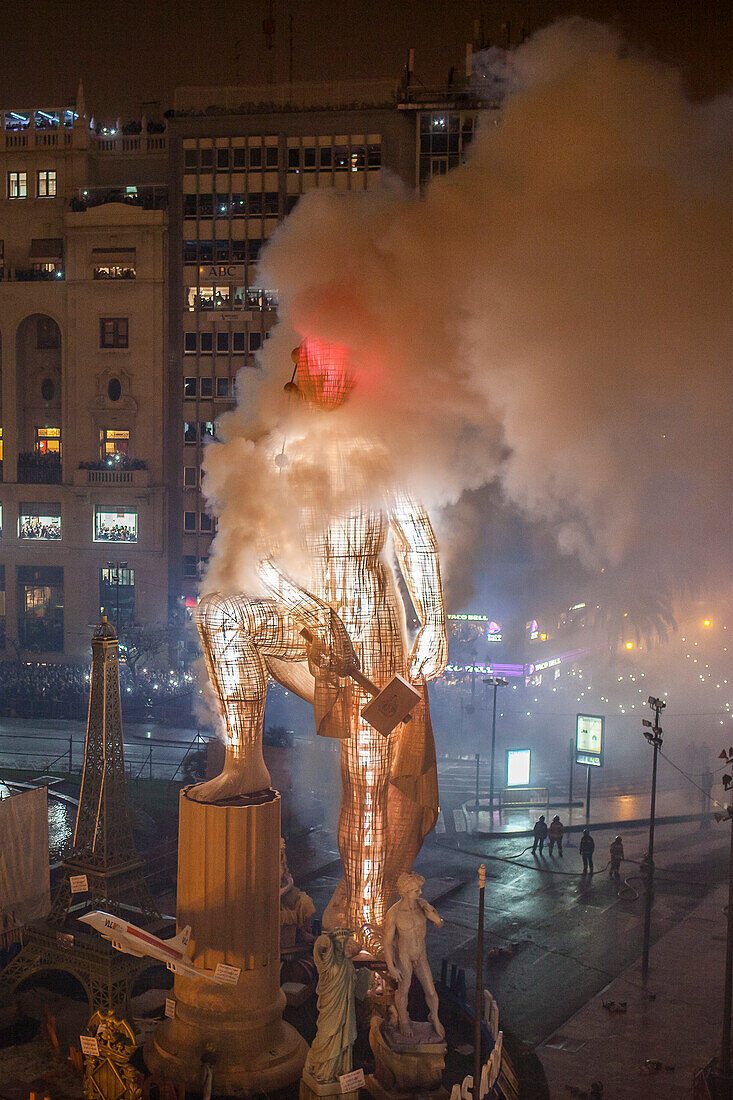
[
  {"left": 0, "top": 96, "right": 170, "bottom": 658},
  {"left": 0, "top": 78, "right": 490, "bottom": 659}
]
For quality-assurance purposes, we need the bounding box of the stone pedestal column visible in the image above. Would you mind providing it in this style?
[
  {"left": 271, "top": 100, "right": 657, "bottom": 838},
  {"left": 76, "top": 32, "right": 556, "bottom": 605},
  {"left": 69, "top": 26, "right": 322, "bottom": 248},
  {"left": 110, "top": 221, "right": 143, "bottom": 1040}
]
[{"left": 144, "top": 787, "right": 306, "bottom": 1094}]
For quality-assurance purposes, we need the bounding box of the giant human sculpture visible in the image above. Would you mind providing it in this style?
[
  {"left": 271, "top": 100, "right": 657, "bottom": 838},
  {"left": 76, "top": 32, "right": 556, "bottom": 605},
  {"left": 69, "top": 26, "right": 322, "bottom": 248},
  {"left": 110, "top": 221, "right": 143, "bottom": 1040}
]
[{"left": 196, "top": 339, "right": 448, "bottom": 949}]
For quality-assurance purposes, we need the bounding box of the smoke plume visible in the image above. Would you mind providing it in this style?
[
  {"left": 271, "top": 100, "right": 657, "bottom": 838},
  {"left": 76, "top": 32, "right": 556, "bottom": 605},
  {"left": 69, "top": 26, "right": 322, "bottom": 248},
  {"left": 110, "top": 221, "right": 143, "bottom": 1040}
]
[{"left": 203, "top": 18, "right": 732, "bottom": 625}]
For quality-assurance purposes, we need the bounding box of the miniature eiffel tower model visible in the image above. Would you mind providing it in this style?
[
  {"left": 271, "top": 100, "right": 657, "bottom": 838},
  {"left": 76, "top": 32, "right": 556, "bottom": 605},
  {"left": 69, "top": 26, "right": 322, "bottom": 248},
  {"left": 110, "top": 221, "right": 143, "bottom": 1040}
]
[
  {"left": 1, "top": 617, "right": 160, "bottom": 1014},
  {"left": 49, "top": 615, "right": 159, "bottom": 923}
]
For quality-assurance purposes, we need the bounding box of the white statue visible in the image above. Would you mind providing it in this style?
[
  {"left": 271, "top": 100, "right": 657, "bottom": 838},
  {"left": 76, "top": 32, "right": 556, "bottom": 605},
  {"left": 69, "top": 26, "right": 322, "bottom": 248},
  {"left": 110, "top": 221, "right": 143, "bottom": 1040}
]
[
  {"left": 383, "top": 871, "right": 444, "bottom": 1040},
  {"left": 304, "top": 929, "right": 365, "bottom": 1085}
]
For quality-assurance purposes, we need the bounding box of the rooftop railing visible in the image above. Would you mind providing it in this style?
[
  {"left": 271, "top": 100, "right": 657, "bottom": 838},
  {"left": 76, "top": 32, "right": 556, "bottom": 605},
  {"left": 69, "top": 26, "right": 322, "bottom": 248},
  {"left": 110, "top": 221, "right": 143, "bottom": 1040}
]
[{"left": 70, "top": 185, "right": 168, "bottom": 212}]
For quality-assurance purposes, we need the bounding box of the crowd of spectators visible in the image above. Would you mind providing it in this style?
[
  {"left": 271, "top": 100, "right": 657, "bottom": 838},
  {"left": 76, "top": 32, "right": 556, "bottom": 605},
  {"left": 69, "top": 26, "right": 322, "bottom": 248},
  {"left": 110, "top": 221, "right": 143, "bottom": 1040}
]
[
  {"left": 19, "top": 517, "right": 61, "bottom": 539},
  {"left": 0, "top": 660, "right": 194, "bottom": 718},
  {"left": 95, "top": 521, "right": 137, "bottom": 542}
]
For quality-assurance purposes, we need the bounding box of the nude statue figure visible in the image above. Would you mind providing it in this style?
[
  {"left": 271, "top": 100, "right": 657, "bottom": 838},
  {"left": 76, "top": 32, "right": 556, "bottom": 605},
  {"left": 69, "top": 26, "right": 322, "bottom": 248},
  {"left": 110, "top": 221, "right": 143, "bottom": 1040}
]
[
  {"left": 383, "top": 871, "right": 444, "bottom": 1040},
  {"left": 193, "top": 339, "right": 448, "bottom": 949}
]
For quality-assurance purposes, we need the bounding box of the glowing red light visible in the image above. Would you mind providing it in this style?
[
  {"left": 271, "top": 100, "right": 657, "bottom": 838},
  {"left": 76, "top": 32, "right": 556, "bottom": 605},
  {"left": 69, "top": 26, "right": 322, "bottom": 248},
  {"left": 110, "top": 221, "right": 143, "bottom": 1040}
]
[{"left": 296, "top": 338, "right": 356, "bottom": 411}]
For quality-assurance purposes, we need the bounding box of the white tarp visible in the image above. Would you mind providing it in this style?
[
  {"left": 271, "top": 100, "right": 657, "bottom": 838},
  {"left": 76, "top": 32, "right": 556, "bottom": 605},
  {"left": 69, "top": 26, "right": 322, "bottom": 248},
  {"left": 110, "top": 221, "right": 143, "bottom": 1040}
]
[{"left": 0, "top": 786, "right": 50, "bottom": 922}]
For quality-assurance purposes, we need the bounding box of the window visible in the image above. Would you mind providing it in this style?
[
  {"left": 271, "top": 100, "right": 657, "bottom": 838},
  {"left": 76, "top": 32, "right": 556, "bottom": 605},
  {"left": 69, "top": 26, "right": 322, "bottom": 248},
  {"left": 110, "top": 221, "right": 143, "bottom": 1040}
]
[
  {"left": 184, "top": 332, "right": 197, "bottom": 354},
  {"left": 200, "top": 378, "right": 213, "bottom": 399},
  {"left": 37, "top": 170, "right": 57, "bottom": 197},
  {"left": 183, "top": 555, "right": 198, "bottom": 578},
  {"left": 288, "top": 148, "right": 300, "bottom": 171},
  {"left": 36, "top": 317, "right": 60, "bottom": 349},
  {"left": 184, "top": 511, "right": 196, "bottom": 532},
  {"left": 247, "top": 193, "right": 263, "bottom": 216},
  {"left": 201, "top": 421, "right": 214, "bottom": 439},
  {"left": 35, "top": 427, "right": 61, "bottom": 454},
  {"left": 0, "top": 504, "right": 3, "bottom": 538},
  {"left": 18, "top": 566, "right": 63, "bottom": 652},
  {"left": 183, "top": 466, "right": 198, "bottom": 488},
  {"left": 199, "top": 147, "right": 213, "bottom": 169},
  {"left": 94, "top": 264, "right": 135, "bottom": 280},
  {"left": 249, "top": 146, "right": 262, "bottom": 169},
  {"left": 184, "top": 422, "right": 197, "bottom": 444},
  {"left": 184, "top": 240, "right": 197, "bottom": 263},
  {"left": 264, "top": 192, "right": 279, "bottom": 214},
  {"left": 266, "top": 146, "right": 278, "bottom": 168},
  {"left": 233, "top": 332, "right": 246, "bottom": 353},
  {"left": 0, "top": 427, "right": 3, "bottom": 464},
  {"left": 304, "top": 147, "right": 316, "bottom": 171},
  {"left": 99, "top": 566, "right": 134, "bottom": 627},
  {"left": 200, "top": 332, "right": 213, "bottom": 353},
  {"left": 107, "top": 378, "right": 122, "bottom": 401},
  {"left": 199, "top": 240, "right": 213, "bottom": 262},
  {"left": 188, "top": 286, "right": 230, "bottom": 311},
  {"left": 19, "top": 504, "right": 61, "bottom": 540},
  {"left": 184, "top": 147, "right": 198, "bottom": 170},
  {"left": 249, "top": 331, "right": 262, "bottom": 353},
  {"left": 367, "top": 144, "right": 381, "bottom": 168},
  {"left": 100, "top": 318, "right": 129, "bottom": 348},
  {"left": 94, "top": 508, "right": 138, "bottom": 543},
  {"left": 40, "top": 378, "right": 55, "bottom": 401},
  {"left": 183, "top": 195, "right": 197, "bottom": 218},
  {"left": 215, "top": 239, "right": 229, "bottom": 261},
  {"left": 233, "top": 147, "right": 246, "bottom": 169},
  {"left": 230, "top": 194, "right": 246, "bottom": 216},
  {"left": 184, "top": 378, "right": 197, "bottom": 399},
  {"left": 99, "top": 428, "right": 130, "bottom": 458},
  {"left": 200, "top": 512, "right": 214, "bottom": 533},
  {"left": 216, "top": 377, "right": 230, "bottom": 398},
  {"left": 8, "top": 171, "right": 27, "bottom": 198},
  {"left": 216, "top": 332, "right": 229, "bottom": 353},
  {"left": 216, "top": 147, "right": 229, "bottom": 170},
  {"left": 320, "top": 147, "right": 332, "bottom": 169}
]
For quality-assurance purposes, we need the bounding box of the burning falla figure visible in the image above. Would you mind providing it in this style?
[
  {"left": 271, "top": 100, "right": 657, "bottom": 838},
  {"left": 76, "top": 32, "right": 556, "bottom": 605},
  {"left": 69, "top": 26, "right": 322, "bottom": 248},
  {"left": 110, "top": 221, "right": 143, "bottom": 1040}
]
[{"left": 195, "top": 339, "right": 447, "bottom": 950}]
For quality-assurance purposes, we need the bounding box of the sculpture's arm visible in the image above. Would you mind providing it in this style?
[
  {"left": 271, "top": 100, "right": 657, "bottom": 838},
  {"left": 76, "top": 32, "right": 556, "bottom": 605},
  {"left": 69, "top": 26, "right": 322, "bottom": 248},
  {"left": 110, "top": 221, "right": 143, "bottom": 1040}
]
[
  {"left": 388, "top": 491, "right": 448, "bottom": 681},
  {"left": 382, "top": 908, "right": 401, "bottom": 981},
  {"left": 419, "top": 898, "right": 444, "bottom": 928},
  {"left": 257, "top": 557, "right": 356, "bottom": 675}
]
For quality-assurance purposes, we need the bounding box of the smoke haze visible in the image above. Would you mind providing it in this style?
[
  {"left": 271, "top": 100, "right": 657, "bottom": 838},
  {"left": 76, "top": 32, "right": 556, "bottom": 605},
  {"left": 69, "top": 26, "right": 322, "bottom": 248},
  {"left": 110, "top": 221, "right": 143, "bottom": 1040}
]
[{"left": 202, "top": 18, "right": 732, "bottom": 632}]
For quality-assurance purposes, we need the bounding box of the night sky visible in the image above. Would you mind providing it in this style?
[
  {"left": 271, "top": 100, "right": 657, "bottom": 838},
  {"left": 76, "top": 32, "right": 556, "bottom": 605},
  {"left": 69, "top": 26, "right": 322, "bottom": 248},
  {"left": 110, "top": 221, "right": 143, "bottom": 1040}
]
[{"left": 0, "top": 0, "right": 730, "bottom": 119}]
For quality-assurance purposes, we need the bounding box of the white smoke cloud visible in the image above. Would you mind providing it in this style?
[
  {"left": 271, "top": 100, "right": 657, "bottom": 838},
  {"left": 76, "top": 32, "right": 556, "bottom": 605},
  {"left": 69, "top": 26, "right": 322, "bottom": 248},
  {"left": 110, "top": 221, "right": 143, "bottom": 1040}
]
[{"left": 203, "top": 18, "right": 732, "bottom": 624}]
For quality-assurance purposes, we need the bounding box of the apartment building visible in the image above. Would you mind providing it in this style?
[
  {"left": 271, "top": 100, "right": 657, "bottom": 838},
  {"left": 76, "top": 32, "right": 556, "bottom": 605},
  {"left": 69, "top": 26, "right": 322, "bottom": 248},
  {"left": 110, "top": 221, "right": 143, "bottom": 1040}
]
[
  {"left": 0, "top": 93, "right": 170, "bottom": 658},
  {"left": 166, "top": 79, "right": 488, "bottom": 603}
]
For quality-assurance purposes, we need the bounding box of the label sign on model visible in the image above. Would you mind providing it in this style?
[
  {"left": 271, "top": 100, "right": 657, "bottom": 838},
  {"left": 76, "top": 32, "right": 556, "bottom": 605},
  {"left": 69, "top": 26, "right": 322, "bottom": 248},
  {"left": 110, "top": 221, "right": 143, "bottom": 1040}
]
[
  {"left": 339, "top": 1068, "right": 366, "bottom": 1093},
  {"left": 70, "top": 874, "right": 89, "bottom": 894},
  {"left": 214, "top": 962, "right": 241, "bottom": 984}
]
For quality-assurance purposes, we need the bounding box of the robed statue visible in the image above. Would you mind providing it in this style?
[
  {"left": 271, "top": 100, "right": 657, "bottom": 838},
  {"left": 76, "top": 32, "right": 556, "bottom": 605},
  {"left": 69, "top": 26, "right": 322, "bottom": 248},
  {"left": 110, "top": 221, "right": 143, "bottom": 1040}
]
[{"left": 303, "top": 929, "right": 368, "bottom": 1086}]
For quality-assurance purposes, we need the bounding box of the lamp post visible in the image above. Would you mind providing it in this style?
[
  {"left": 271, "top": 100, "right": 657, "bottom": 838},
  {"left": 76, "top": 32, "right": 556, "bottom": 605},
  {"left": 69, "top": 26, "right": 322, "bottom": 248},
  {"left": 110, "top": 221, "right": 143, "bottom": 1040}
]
[
  {"left": 483, "top": 676, "right": 508, "bottom": 815},
  {"left": 641, "top": 695, "right": 665, "bottom": 978}
]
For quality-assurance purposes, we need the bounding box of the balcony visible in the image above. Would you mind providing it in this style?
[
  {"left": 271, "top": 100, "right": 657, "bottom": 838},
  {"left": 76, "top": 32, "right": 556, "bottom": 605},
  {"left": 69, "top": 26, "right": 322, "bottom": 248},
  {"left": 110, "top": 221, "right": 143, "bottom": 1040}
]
[
  {"left": 74, "top": 459, "right": 149, "bottom": 488},
  {"left": 10, "top": 268, "right": 65, "bottom": 282},
  {"left": 17, "top": 453, "right": 62, "bottom": 484},
  {"left": 70, "top": 185, "right": 168, "bottom": 212}
]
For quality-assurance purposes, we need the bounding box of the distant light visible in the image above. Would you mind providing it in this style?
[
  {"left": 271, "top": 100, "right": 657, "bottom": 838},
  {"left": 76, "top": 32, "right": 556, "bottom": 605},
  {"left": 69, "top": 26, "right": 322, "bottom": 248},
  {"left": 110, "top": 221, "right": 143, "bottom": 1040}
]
[
  {"left": 704, "top": 619, "right": 712, "bottom": 627},
  {"left": 625, "top": 641, "right": 634, "bottom": 650},
  {"left": 146, "top": 730, "right": 151, "bottom": 738}
]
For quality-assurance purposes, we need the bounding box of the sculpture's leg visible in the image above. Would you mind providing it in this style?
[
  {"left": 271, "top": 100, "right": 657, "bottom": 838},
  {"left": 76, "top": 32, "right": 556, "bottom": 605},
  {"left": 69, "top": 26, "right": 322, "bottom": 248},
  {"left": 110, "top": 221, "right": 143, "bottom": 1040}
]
[
  {"left": 332, "top": 697, "right": 396, "bottom": 948},
  {"left": 193, "top": 593, "right": 310, "bottom": 801},
  {"left": 415, "top": 954, "right": 444, "bottom": 1039},
  {"left": 394, "top": 958, "right": 414, "bottom": 1037}
]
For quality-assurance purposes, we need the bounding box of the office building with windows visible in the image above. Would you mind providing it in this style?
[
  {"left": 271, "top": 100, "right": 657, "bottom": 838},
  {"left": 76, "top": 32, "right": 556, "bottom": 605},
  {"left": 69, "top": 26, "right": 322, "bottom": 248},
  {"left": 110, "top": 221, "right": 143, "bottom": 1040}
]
[
  {"left": 0, "top": 94, "right": 170, "bottom": 657},
  {"left": 166, "top": 79, "right": 490, "bottom": 603}
]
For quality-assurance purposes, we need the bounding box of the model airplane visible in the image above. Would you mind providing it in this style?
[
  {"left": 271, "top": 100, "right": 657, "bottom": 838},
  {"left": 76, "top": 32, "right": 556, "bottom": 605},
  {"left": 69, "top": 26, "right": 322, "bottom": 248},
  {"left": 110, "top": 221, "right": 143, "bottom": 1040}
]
[{"left": 78, "top": 910, "right": 232, "bottom": 983}]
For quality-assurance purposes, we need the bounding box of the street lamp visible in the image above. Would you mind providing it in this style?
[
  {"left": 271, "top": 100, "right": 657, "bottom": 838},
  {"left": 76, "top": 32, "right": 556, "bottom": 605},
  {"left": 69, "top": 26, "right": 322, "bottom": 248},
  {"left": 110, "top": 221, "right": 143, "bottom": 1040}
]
[
  {"left": 641, "top": 694, "right": 665, "bottom": 978},
  {"left": 483, "top": 675, "right": 509, "bottom": 815}
]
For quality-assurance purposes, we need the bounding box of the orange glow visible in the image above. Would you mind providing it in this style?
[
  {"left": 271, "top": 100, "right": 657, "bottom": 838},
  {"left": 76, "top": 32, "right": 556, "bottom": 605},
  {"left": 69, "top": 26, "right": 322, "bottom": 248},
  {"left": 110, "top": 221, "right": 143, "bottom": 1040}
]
[{"left": 296, "top": 338, "right": 356, "bottom": 411}]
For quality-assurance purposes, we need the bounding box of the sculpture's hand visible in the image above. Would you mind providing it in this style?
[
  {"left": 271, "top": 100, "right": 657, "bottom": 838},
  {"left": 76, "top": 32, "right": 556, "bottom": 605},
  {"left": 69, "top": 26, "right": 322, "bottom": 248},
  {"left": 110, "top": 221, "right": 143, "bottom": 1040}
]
[
  {"left": 303, "top": 611, "right": 356, "bottom": 681},
  {"left": 408, "top": 622, "right": 448, "bottom": 681},
  {"left": 387, "top": 965, "right": 403, "bottom": 983}
]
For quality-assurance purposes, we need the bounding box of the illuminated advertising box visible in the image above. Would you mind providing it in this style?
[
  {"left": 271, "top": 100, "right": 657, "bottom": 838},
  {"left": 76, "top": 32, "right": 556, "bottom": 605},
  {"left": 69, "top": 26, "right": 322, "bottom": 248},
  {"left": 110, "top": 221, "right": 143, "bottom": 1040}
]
[
  {"left": 506, "top": 748, "right": 531, "bottom": 788},
  {"left": 576, "top": 714, "right": 604, "bottom": 767}
]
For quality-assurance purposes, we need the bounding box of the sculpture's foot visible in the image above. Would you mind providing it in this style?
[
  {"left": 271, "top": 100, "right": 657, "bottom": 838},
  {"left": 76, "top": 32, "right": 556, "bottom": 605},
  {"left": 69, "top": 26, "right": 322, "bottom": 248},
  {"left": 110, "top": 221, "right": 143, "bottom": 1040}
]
[
  {"left": 428, "top": 1012, "right": 445, "bottom": 1041},
  {"left": 186, "top": 766, "right": 270, "bottom": 804}
]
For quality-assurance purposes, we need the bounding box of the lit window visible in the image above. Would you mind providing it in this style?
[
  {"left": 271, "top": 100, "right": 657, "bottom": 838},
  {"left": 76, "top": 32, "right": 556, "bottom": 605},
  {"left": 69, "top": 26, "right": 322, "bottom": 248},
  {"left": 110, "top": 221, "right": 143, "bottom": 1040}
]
[
  {"left": 94, "top": 508, "right": 138, "bottom": 543},
  {"left": 94, "top": 265, "right": 135, "bottom": 280},
  {"left": 99, "top": 428, "right": 130, "bottom": 459},
  {"left": 19, "top": 504, "right": 61, "bottom": 540},
  {"left": 8, "top": 172, "right": 27, "bottom": 199},
  {"left": 183, "top": 422, "right": 197, "bottom": 444},
  {"left": 35, "top": 427, "right": 61, "bottom": 455},
  {"left": 200, "top": 421, "right": 214, "bottom": 439},
  {"left": 37, "top": 170, "right": 57, "bottom": 197},
  {"left": 100, "top": 318, "right": 129, "bottom": 348}
]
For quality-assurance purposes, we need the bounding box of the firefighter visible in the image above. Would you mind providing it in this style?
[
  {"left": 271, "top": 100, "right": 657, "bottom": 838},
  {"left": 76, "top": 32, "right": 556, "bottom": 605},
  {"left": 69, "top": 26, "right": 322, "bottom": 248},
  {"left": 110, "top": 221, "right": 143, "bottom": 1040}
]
[
  {"left": 579, "top": 827, "right": 595, "bottom": 874},
  {"left": 532, "top": 815, "right": 548, "bottom": 855},
  {"left": 548, "top": 815, "right": 564, "bottom": 857},
  {"left": 609, "top": 835, "right": 624, "bottom": 877}
]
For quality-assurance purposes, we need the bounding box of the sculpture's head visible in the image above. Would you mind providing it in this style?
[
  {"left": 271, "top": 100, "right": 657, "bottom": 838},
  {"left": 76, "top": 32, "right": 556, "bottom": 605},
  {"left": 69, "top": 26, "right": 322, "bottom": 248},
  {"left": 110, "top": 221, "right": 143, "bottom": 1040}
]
[
  {"left": 286, "top": 338, "right": 356, "bottom": 411},
  {"left": 397, "top": 871, "right": 425, "bottom": 899}
]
